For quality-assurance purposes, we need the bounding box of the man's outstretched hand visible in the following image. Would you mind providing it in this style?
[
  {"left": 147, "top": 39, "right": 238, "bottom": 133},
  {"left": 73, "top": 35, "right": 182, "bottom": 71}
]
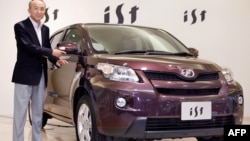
[
  {"left": 52, "top": 49, "right": 67, "bottom": 58},
  {"left": 56, "top": 59, "right": 68, "bottom": 67}
]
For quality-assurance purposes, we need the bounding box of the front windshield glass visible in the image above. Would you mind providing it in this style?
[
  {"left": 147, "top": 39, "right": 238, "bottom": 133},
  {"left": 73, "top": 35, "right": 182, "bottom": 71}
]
[{"left": 85, "top": 24, "right": 190, "bottom": 54}]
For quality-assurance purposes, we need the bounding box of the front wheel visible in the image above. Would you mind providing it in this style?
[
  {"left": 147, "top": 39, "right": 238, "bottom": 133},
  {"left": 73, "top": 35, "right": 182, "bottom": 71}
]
[
  {"left": 75, "top": 96, "right": 107, "bottom": 141},
  {"left": 75, "top": 96, "right": 148, "bottom": 141}
]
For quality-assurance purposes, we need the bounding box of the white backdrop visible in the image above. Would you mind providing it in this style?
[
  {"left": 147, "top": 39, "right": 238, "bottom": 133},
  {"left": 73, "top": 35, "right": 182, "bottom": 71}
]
[{"left": 1, "top": 0, "right": 249, "bottom": 117}]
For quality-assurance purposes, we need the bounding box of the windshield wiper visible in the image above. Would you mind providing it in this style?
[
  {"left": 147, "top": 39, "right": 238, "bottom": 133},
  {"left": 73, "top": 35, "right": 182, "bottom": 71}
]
[
  {"left": 114, "top": 50, "right": 147, "bottom": 55},
  {"left": 145, "top": 51, "right": 193, "bottom": 56},
  {"left": 144, "top": 50, "right": 172, "bottom": 55},
  {"left": 114, "top": 50, "right": 173, "bottom": 55},
  {"left": 113, "top": 50, "right": 193, "bottom": 56},
  {"left": 168, "top": 52, "right": 194, "bottom": 56}
]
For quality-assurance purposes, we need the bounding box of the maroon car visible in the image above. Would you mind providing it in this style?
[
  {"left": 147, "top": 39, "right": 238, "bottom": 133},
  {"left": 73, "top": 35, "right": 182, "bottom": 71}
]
[{"left": 29, "top": 23, "right": 244, "bottom": 141}]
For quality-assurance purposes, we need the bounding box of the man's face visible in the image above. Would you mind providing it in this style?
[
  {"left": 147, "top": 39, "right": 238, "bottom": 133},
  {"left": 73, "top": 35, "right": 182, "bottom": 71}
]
[{"left": 28, "top": 0, "right": 46, "bottom": 24}]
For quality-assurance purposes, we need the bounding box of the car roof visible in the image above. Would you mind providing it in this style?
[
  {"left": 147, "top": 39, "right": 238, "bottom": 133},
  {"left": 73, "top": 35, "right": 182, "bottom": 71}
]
[{"left": 52, "top": 23, "right": 163, "bottom": 34}]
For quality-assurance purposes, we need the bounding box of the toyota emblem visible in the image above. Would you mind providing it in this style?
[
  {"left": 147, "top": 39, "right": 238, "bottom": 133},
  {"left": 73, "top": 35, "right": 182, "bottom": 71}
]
[{"left": 181, "top": 69, "right": 195, "bottom": 78}]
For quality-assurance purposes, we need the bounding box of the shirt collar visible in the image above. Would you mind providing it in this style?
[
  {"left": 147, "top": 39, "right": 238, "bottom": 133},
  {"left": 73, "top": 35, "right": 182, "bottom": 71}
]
[{"left": 29, "top": 17, "right": 43, "bottom": 29}]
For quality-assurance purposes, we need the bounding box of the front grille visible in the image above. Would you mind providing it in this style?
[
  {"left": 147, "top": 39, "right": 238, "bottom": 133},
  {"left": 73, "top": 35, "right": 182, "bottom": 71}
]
[
  {"left": 144, "top": 71, "right": 219, "bottom": 82},
  {"left": 143, "top": 71, "right": 221, "bottom": 96},
  {"left": 157, "top": 88, "right": 220, "bottom": 96},
  {"left": 146, "top": 116, "right": 234, "bottom": 131}
]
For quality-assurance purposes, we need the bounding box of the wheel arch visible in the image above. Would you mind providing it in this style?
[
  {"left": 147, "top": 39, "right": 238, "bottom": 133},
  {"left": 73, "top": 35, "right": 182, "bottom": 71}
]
[{"left": 72, "top": 79, "right": 98, "bottom": 125}]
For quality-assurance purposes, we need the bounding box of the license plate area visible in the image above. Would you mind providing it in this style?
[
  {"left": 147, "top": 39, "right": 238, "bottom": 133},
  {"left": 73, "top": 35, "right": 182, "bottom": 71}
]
[{"left": 181, "top": 101, "right": 211, "bottom": 120}]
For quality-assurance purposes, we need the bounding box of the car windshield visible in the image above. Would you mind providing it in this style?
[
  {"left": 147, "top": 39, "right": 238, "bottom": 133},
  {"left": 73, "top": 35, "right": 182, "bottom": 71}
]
[{"left": 84, "top": 24, "right": 191, "bottom": 55}]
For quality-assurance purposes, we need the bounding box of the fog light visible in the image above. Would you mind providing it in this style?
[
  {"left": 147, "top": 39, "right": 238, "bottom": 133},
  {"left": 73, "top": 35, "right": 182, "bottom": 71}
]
[
  {"left": 238, "top": 96, "right": 243, "bottom": 105},
  {"left": 116, "top": 97, "right": 127, "bottom": 108}
]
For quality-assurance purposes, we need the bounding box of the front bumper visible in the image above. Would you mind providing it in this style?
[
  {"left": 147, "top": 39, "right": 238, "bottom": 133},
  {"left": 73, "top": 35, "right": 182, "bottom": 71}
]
[
  {"left": 92, "top": 79, "right": 243, "bottom": 139},
  {"left": 102, "top": 116, "right": 228, "bottom": 139}
]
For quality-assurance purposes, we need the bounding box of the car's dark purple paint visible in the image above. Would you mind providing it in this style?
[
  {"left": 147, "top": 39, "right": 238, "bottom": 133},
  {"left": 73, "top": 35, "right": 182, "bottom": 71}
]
[{"left": 40, "top": 23, "right": 243, "bottom": 141}]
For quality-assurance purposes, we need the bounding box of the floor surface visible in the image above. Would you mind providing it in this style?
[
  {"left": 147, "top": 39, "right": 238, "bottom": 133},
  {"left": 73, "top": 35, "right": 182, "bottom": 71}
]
[{"left": 1, "top": 115, "right": 249, "bottom": 141}]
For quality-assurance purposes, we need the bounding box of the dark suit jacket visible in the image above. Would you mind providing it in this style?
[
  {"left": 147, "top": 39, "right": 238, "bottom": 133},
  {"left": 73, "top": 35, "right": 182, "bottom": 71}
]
[{"left": 12, "top": 17, "right": 58, "bottom": 86}]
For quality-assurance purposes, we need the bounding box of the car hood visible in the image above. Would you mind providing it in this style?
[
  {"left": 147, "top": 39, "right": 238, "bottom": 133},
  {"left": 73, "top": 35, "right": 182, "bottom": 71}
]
[{"left": 96, "top": 54, "right": 221, "bottom": 73}]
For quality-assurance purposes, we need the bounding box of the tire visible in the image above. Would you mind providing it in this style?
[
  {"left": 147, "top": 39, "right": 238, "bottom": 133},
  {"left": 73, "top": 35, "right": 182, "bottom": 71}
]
[
  {"left": 75, "top": 96, "right": 146, "bottom": 141},
  {"left": 28, "top": 101, "right": 49, "bottom": 128},
  {"left": 75, "top": 96, "right": 107, "bottom": 141},
  {"left": 196, "top": 136, "right": 224, "bottom": 141}
]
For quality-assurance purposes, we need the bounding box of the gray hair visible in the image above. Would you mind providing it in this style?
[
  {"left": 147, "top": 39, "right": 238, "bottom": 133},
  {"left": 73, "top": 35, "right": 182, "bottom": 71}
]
[{"left": 28, "top": 0, "right": 45, "bottom": 8}]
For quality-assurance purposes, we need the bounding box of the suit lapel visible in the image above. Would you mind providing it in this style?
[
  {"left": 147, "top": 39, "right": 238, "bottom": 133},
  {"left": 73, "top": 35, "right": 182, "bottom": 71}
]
[
  {"left": 25, "top": 18, "right": 41, "bottom": 46},
  {"left": 41, "top": 26, "right": 47, "bottom": 47}
]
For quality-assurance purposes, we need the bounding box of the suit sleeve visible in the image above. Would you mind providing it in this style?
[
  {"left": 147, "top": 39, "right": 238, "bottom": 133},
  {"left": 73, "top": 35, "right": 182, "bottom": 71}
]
[{"left": 42, "top": 26, "right": 59, "bottom": 65}]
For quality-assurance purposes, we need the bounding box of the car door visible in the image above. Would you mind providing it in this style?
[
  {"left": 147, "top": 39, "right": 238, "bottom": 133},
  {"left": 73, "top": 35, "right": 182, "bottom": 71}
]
[{"left": 44, "top": 28, "right": 84, "bottom": 123}]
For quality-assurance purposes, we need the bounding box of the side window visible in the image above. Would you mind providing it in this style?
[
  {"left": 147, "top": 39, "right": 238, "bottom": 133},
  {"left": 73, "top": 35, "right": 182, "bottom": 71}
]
[
  {"left": 63, "top": 28, "right": 83, "bottom": 52},
  {"left": 50, "top": 31, "right": 64, "bottom": 49}
]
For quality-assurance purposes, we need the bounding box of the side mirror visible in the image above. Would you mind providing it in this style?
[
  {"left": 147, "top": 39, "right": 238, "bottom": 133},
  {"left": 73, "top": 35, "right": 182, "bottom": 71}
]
[
  {"left": 188, "top": 47, "right": 199, "bottom": 57},
  {"left": 57, "top": 42, "right": 78, "bottom": 54}
]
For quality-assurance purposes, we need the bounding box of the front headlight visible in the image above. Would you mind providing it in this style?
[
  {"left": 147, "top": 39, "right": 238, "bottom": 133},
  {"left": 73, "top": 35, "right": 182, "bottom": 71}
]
[
  {"left": 96, "top": 63, "right": 139, "bottom": 82},
  {"left": 221, "top": 68, "right": 233, "bottom": 84}
]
